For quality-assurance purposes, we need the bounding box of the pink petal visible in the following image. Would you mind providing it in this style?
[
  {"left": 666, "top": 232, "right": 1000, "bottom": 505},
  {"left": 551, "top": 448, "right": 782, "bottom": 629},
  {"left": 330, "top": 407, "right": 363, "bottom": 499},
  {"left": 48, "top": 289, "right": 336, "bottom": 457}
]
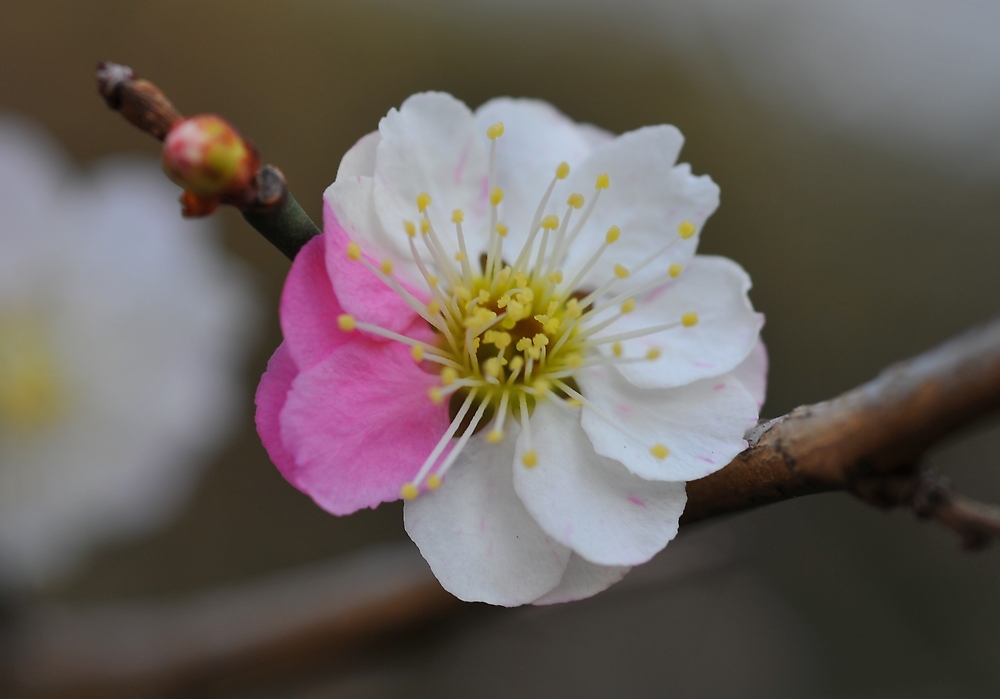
[
  {"left": 254, "top": 343, "right": 299, "bottom": 481},
  {"left": 323, "top": 201, "right": 430, "bottom": 335},
  {"left": 280, "top": 234, "right": 348, "bottom": 371},
  {"left": 280, "top": 337, "right": 450, "bottom": 515}
]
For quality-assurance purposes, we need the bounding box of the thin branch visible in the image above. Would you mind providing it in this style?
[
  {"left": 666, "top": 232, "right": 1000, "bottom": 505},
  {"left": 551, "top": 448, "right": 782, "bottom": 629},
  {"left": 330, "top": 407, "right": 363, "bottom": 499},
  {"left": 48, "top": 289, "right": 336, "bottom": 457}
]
[{"left": 96, "top": 62, "right": 320, "bottom": 259}]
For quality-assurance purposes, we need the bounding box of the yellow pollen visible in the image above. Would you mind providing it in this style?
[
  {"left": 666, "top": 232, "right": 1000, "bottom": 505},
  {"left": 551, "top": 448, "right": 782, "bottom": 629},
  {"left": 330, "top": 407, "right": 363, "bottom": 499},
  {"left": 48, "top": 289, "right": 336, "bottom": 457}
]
[
  {"left": 521, "top": 450, "right": 538, "bottom": 468},
  {"left": 484, "top": 357, "right": 502, "bottom": 378},
  {"left": 541, "top": 215, "right": 560, "bottom": 230},
  {"left": 566, "top": 398, "right": 582, "bottom": 407},
  {"left": 452, "top": 209, "right": 464, "bottom": 223},
  {"left": 682, "top": 312, "right": 699, "bottom": 327},
  {"left": 507, "top": 300, "right": 526, "bottom": 321},
  {"left": 614, "top": 263, "right": 629, "bottom": 279},
  {"left": 420, "top": 219, "right": 430, "bottom": 234},
  {"left": 427, "top": 300, "right": 440, "bottom": 315},
  {"left": 441, "top": 367, "right": 458, "bottom": 385},
  {"left": 496, "top": 222, "right": 509, "bottom": 238},
  {"left": 490, "top": 187, "right": 504, "bottom": 206},
  {"left": 669, "top": 263, "right": 683, "bottom": 278},
  {"left": 547, "top": 270, "right": 563, "bottom": 284},
  {"left": 595, "top": 173, "right": 610, "bottom": 189},
  {"left": 416, "top": 192, "right": 431, "bottom": 212},
  {"left": 508, "top": 356, "right": 524, "bottom": 372},
  {"left": 400, "top": 483, "right": 419, "bottom": 500},
  {"left": 427, "top": 275, "right": 439, "bottom": 287},
  {"left": 567, "top": 354, "right": 584, "bottom": 368},
  {"left": 456, "top": 286, "right": 471, "bottom": 301},
  {"left": 490, "top": 331, "right": 511, "bottom": 349},
  {"left": 428, "top": 387, "right": 444, "bottom": 404},
  {"left": 404, "top": 221, "right": 416, "bottom": 237},
  {"left": 486, "top": 122, "right": 505, "bottom": 140},
  {"left": 620, "top": 298, "right": 636, "bottom": 314},
  {"left": 478, "top": 290, "right": 490, "bottom": 304},
  {"left": 455, "top": 252, "right": 467, "bottom": 262},
  {"left": 346, "top": 242, "right": 362, "bottom": 260},
  {"left": 380, "top": 259, "right": 393, "bottom": 275},
  {"left": 516, "top": 337, "right": 532, "bottom": 352},
  {"left": 567, "top": 193, "right": 585, "bottom": 209},
  {"left": 678, "top": 221, "right": 697, "bottom": 239},
  {"left": 565, "top": 298, "right": 582, "bottom": 319},
  {"left": 486, "top": 429, "right": 504, "bottom": 444},
  {"left": 646, "top": 348, "right": 661, "bottom": 360},
  {"left": 605, "top": 226, "right": 621, "bottom": 244},
  {"left": 650, "top": 444, "right": 670, "bottom": 459},
  {"left": 612, "top": 342, "right": 623, "bottom": 357},
  {"left": 556, "top": 162, "right": 570, "bottom": 180},
  {"left": 532, "top": 334, "right": 549, "bottom": 348},
  {"left": 337, "top": 314, "right": 356, "bottom": 331},
  {"left": 426, "top": 474, "right": 442, "bottom": 490},
  {"left": 533, "top": 378, "right": 551, "bottom": 393},
  {"left": 411, "top": 344, "right": 425, "bottom": 362}
]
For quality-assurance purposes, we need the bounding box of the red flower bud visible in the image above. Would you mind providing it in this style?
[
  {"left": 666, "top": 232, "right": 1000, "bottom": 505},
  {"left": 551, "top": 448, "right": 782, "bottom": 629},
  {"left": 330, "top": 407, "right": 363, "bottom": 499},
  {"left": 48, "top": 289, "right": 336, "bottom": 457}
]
[{"left": 162, "top": 115, "right": 258, "bottom": 205}]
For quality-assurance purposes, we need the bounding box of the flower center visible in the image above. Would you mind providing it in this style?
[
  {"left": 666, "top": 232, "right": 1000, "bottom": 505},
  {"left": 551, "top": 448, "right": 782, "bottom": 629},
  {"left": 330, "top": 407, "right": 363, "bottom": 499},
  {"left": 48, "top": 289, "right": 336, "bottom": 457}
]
[
  {"left": 0, "top": 311, "right": 65, "bottom": 432},
  {"left": 337, "top": 122, "right": 700, "bottom": 498}
]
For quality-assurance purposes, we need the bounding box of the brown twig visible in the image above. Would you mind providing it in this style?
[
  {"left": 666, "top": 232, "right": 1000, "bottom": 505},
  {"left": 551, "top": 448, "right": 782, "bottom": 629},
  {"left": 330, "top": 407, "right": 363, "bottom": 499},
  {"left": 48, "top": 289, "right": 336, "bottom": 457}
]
[{"left": 96, "top": 62, "right": 320, "bottom": 259}]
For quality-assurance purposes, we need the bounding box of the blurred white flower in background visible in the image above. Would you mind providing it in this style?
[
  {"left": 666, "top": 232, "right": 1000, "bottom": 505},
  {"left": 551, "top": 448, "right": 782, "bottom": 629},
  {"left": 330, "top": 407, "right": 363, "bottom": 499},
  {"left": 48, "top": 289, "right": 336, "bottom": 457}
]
[{"left": 0, "top": 115, "right": 258, "bottom": 589}]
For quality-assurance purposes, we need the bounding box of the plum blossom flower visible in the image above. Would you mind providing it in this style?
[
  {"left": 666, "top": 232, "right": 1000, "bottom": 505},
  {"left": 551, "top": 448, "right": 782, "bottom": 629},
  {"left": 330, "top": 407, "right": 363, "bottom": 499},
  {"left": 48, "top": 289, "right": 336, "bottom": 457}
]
[
  {"left": 257, "top": 93, "right": 766, "bottom": 606},
  {"left": 0, "top": 115, "right": 257, "bottom": 589}
]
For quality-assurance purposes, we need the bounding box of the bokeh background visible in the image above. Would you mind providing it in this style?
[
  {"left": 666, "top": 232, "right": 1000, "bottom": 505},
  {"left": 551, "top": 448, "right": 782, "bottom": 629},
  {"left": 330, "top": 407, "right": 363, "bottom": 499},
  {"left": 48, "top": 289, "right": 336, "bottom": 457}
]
[{"left": 2, "top": 0, "right": 1000, "bottom": 696}]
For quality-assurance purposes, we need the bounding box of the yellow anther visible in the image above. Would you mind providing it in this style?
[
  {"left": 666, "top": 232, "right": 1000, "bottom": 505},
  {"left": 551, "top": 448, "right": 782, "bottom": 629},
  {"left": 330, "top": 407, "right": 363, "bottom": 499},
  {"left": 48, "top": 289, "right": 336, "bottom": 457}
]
[
  {"left": 380, "top": 259, "right": 393, "bottom": 275},
  {"left": 411, "top": 344, "right": 425, "bottom": 362},
  {"left": 620, "top": 298, "right": 636, "bottom": 314},
  {"left": 567, "top": 193, "right": 585, "bottom": 209},
  {"left": 646, "top": 348, "right": 661, "bottom": 360},
  {"left": 337, "top": 314, "right": 356, "bottom": 331},
  {"left": 496, "top": 222, "right": 509, "bottom": 238},
  {"left": 473, "top": 337, "right": 481, "bottom": 350},
  {"left": 404, "top": 221, "right": 416, "bottom": 238},
  {"left": 566, "top": 398, "right": 583, "bottom": 407},
  {"left": 556, "top": 162, "right": 570, "bottom": 180},
  {"left": 595, "top": 173, "right": 610, "bottom": 189},
  {"left": 509, "top": 355, "right": 524, "bottom": 372},
  {"left": 441, "top": 367, "right": 458, "bottom": 385},
  {"left": 542, "top": 318, "right": 560, "bottom": 334},
  {"left": 426, "top": 474, "right": 442, "bottom": 490},
  {"left": 614, "top": 263, "right": 629, "bottom": 279},
  {"left": 455, "top": 251, "right": 467, "bottom": 262},
  {"left": 547, "top": 300, "right": 559, "bottom": 315},
  {"left": 452, "top": 209, "right": 464, "bottom": 223},
  {"left": 490, "top": 187, "right": 504, "bottom": 206},
  {"left": 521, "top": 450, "right": 538, "bottom": 468},
  {"left": 400, "top": 483, "right": 419, "bottom": 500},
  {"left": 541, "top": 214, "right": 560, "bottom": 230},
  {"left": 428, "top": 387, "right": 444, "bottom": 404},
  {"left": 426, "top": 300, "right": 440, "bottom": 316},
  {"left": 532, "top": 333, "right": 549, "bottom": 347},
  {"left": 605, "top": 225, "right": 621, "bottom": 244},
  {"left": 678, "top": 221, "right": 697, "bottom": 239},
  {"left": 486, "top": 122, "right": 505, "bottom": 140},
  {"left": 486, "top": 430, "right": 504, "bottom": 444},
  {"left": 612, "top": 342, "right": 623, "bottom": 357},
  {"left": 516, "top": 337, "right": 532, "bottom": 352},
  {"left": 565, "top": 298, "right": 582, "bottom": 319},
  {"left": 501, "top": 316, "right": 517, "bottom": 329},
  {"left": 668, "top": 263, "right": 683, "bottom": 278},
  {"left": 478, "top": 290, "right": 490, "bottom": 304},
  {"left": 456, "top": 286, "right": 471, "bottom": 301},
  {"left": 682, "top": 312, "right": 699, "bottom": 327},
  {"left": 491, "top": 332, "right": 512, "bottom": 349},
  {"left": 496, "top": 294, "right": 510, "bottom": 309},
  {"left": 527, "top": 346, "right": 542, "bottom": 360},
  {"left": 516, "top": 286, "right": 533, "bottom": 302},
  {"left": 507, "top": 300, "right": 526, "bottom": 321},
  {"left": 547, "top": 270, "right": 563, "bottom": 285},
  {"left": 346, "top": 242, "right": 362, "bottom": 261},
  {"left": 650, "top": 444, "right": 670, "bottom": 460},
  {"left": 420, "top": 219, "right": 430, "bottom": 233},
  {"left": 416, "top": 192, "right": 431, "bottom": 212},
  {"left": 567, "top": 354, "right": 584, "bottom": 368},
  {"left": 484, "top": 357, "right": 502, "bottom": 378},
  {"left": 427, "top": 275, "right": 439, "bottom": 287},
  {"left": 514, "top": 272, "right": 528, "bottom": 287}
]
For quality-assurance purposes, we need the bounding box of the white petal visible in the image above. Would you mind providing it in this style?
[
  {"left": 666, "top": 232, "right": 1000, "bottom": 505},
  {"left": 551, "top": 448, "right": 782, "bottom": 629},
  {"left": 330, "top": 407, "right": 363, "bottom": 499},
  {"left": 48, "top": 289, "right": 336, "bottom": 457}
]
[
  {"left": 404, "top": 422, "right": 570, "bottom": 607},
  {"left": 323, "top": 177, "right": 423, "bottom": 288},
  {"left": 532, "top": 554, "right": 631, "bottom": 606},
  {"left": 513, "top": 402, "right": 687, "bottom": 567},
  {"left": 577, "top": 365, "right": 758, "bottom": 482},
  {"left": 373, "top": 92, "right": 491, "bottom": 263},
  {"left": 473, "top": 98, "right": 595, "bottom": 257},
  {"left": 594, "top": 255, "right": 764, "bottom": 388},
  {"left": 558, "top": 126, "right": 718, "bottom": 296},
  {"left": 336, "top": 131, "right": 380, "bottom": 180},
  {"left": 732, "top": 339, "right": 769, "bottom": 409}
]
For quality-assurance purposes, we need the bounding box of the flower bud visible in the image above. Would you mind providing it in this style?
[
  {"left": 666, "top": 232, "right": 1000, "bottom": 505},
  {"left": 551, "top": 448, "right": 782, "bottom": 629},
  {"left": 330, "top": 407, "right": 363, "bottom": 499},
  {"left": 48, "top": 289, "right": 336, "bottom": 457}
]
[{"left": 162, "top": 115, "right": 257, "bottom": 200}]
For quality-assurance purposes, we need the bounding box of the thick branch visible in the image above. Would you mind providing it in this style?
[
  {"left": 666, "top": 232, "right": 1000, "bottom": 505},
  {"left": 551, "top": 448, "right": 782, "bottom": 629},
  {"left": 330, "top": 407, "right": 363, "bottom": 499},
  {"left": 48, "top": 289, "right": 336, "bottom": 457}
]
[{"left": 96, "top": 62, "right": 320, "bottom": 259}]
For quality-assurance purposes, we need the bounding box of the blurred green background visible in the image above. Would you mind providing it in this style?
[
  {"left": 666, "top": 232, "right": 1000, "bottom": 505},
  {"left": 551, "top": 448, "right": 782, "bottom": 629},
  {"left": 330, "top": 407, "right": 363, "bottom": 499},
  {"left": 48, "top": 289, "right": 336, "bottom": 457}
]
[{"left": 2, "top": 0, "right": 999, "bottom": 696}]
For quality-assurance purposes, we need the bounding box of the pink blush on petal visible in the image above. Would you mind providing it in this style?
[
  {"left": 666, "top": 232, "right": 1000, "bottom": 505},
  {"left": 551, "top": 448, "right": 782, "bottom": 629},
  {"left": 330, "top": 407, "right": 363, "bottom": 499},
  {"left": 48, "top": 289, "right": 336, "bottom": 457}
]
[{"left": 255, "top": 343, "right": 299, "bottom": 481}]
